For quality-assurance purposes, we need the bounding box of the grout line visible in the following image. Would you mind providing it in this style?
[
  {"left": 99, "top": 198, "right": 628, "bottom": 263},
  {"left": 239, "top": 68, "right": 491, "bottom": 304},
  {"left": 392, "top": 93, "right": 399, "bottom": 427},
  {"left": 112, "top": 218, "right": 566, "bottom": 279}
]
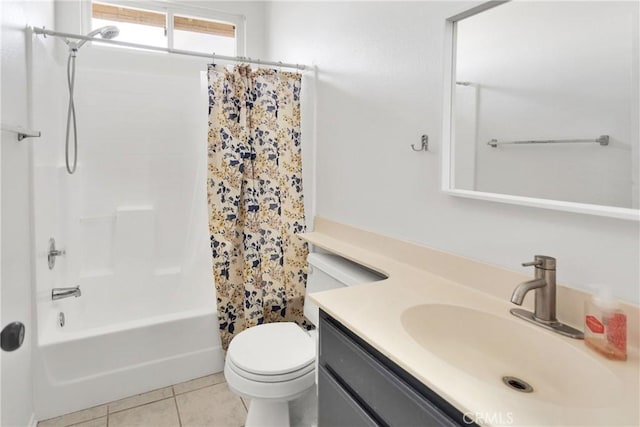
[
  {"left": 173, "top": 379, "right": 227, "bottom": 396},
  {"left": 63, "top": 415, "right": 108, "bottom": 427},
  {"left": 47, "top": 378, "right": 225, "bottom": 425},
  {"left": 108, "top": 397, "right": 175, "bottom": 416},
  {"left": 40, "top": 405, "right": 107, "bottom": 427},
  {"left": 174, "top": 397, "right": 183, "bottom": 427},
  {"left": 107, "top": 388, "right": 174, "bottom": 415}
]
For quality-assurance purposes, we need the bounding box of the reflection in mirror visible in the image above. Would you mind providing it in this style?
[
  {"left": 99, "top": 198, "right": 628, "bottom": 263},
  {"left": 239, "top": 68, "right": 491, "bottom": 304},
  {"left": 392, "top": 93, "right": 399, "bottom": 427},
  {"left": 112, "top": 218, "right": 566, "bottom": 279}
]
[{"left": 450, "top": 1, "right": 638, "bottom": 210}]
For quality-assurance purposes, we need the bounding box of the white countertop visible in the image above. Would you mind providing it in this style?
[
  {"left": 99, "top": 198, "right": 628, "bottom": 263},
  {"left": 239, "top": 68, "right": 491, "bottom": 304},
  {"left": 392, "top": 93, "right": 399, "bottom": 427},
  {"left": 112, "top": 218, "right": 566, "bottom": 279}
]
[{"left": 300, "top": 217, "right": 640, "bottom": 426}]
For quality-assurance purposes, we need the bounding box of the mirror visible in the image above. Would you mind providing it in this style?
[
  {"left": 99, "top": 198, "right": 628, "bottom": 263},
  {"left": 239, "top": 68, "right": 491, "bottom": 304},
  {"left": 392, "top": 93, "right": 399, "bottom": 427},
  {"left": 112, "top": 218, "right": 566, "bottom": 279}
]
[{"left": 443, "top": 1, "right": 639, "bottom": 220}]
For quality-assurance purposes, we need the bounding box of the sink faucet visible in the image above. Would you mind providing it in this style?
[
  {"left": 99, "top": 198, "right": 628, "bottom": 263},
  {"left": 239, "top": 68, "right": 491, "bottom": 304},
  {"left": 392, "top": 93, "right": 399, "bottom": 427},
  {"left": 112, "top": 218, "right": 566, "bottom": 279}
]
[
  {"left": 510, "top": 278, "right": 547, "bottom": 305},
  {"left": 511, "top": 256, "right": 557, "bottom": 321},
  {"left": 52, "top": 286, "right": 81, "bottom": 301},
  {"left": 510, "top": 256, "right": 583, "bottom": 339}
]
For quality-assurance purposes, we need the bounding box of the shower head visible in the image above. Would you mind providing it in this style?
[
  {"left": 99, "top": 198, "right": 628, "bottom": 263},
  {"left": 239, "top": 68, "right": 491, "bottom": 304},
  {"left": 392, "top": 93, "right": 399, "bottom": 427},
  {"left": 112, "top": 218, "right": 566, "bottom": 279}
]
[
  {"left": 63, "top": 24, "right": 120, "bottom": 175},
  {"left": 73, "top": 25, "right": 120, "bottom": 50},
  {"left": 93, "top": 25, "right": 120, "bottom": 39}
]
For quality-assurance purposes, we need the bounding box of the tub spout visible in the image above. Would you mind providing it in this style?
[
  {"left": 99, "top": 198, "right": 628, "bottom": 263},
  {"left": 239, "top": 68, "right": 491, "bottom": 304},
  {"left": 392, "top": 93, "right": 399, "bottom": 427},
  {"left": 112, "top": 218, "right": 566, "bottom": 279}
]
[
  {"left": 510, "top": 278, "right": 546, "bottom": 306},
  {"left": 52, "top": 286, "right": 81, "bottom": 301}
]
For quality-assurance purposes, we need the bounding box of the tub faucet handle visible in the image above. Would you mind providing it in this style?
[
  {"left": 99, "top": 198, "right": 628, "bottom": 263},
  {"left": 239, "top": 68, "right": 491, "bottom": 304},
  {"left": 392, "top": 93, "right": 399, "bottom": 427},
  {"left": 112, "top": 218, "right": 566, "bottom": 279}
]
[{"left": 48, "top": 238, "right": 66, "bottom": 270}]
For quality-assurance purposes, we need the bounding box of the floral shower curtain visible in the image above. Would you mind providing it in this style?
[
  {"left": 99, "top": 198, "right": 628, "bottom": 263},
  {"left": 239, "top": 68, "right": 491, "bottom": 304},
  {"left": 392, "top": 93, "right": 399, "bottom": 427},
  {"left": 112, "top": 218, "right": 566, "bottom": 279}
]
[{"left": 206, "top": 64, "right": 309, "bottom": 349}]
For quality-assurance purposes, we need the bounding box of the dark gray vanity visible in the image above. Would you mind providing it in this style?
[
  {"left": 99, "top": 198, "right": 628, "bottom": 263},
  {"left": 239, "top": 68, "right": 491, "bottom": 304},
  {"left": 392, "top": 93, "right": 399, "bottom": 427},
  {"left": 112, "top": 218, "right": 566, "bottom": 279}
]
[{"left": 318, "top": 310, "right": 474, "bottom": 427}]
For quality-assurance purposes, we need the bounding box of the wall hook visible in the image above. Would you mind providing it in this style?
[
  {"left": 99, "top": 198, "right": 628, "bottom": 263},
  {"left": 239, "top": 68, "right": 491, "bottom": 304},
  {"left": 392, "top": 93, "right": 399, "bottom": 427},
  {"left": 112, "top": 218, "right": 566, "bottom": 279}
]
[{"left": 411, "top": 135, "right": 429, "bottom": 152}]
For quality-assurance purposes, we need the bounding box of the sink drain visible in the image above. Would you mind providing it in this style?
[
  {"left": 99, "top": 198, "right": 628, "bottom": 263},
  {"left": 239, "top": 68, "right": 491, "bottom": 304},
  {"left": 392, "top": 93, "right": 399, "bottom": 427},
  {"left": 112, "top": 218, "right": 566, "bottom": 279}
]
[{"left": 502, "top": 376, "right": 533, "bottom": 393}]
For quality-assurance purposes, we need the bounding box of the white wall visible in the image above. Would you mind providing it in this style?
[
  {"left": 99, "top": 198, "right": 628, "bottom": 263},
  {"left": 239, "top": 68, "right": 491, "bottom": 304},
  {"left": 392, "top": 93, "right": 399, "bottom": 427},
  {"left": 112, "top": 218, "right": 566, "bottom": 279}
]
[
  {"left": 455, "top": 1, "right": 638, "bottom": 209},
  {"left": 265, "top": 1, "right": 640, "bottom": 304},
  {"left": 1, "top": 1, "right": 57, "bottom": 425}
]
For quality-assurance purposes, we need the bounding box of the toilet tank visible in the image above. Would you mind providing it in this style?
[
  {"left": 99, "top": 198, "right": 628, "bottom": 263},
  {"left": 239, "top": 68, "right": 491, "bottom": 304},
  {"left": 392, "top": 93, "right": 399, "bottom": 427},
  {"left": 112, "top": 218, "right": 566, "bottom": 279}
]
[{"left": 304, "top": 253, "right": 386, "bottom": 326}]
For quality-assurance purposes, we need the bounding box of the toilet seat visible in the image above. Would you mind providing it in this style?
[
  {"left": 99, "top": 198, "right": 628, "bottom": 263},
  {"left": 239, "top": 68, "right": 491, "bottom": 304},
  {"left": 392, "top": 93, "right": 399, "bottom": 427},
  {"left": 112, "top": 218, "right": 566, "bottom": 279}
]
[
  {"left": 224, "top": 323, "right": 316, "bottom": 403},
  {"left": 227, "top": 322, "right": 315, "bottom": 377},
  {"left": 226, "top": 356, "right": 315, "bottom": 383}
]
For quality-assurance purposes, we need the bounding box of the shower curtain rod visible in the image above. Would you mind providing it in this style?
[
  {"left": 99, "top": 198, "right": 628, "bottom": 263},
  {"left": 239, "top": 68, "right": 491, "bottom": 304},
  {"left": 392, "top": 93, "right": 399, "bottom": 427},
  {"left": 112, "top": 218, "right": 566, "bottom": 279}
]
[{"left": 31, "top": 27, "right": 308, "bottom": 71}]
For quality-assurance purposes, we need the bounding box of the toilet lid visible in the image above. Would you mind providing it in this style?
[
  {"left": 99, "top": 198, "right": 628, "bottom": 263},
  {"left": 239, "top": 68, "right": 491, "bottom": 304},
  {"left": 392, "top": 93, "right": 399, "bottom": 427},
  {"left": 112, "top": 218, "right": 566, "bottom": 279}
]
[{"left": 227, "top": 322, "right": 315, "bottom": 375}]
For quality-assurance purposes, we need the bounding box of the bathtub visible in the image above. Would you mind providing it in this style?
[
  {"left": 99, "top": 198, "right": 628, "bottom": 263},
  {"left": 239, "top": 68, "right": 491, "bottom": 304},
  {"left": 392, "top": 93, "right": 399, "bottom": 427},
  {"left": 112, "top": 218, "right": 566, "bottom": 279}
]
[
  {"left": 29, "top": 48, "right": 223, "bottom": 420},
  {"left": 34, "top": 270, "right": 224, "bottom": 420}
]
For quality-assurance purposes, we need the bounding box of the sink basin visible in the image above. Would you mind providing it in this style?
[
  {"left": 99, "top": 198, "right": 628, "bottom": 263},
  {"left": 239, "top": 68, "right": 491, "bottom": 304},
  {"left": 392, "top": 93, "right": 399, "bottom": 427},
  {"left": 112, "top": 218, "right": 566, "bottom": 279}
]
[{"left": 401, "top": 304, "right": 621, "bottom": 408}]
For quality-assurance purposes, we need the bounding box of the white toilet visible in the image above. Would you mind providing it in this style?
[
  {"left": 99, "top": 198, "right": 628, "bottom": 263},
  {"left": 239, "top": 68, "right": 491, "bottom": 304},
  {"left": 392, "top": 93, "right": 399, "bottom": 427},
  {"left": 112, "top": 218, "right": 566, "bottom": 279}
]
[{"left": 224, "top": 252, "right": 384, "bottom": 427}]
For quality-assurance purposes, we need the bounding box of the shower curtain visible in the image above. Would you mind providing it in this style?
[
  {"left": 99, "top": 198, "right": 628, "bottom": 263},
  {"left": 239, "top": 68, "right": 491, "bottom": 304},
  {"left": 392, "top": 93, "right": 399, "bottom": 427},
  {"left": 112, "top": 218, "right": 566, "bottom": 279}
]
[{"left": 206, "top": 64, "right": 309, "bottom": 349}]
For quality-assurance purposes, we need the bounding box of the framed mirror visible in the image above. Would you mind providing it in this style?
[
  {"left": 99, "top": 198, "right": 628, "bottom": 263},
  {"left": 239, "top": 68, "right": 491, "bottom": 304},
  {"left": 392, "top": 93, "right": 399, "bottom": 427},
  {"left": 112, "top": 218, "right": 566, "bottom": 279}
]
[{"left": 442, "top": 1, "right": 639, "bottom": 220}]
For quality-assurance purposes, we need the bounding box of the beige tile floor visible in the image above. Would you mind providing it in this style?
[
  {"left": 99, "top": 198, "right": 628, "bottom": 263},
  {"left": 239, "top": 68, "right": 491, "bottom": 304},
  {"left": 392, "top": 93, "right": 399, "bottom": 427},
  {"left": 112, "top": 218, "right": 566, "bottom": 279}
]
[{"left": 37, "top": 373, "right": 248, "bottom": 427}]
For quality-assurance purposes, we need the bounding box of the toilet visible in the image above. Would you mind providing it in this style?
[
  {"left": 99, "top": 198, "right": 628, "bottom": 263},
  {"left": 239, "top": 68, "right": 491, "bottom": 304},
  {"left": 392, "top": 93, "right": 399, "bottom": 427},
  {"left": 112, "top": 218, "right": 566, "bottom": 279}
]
[{"left": 224, "top": 252, "right": 385, "bottom": 427}]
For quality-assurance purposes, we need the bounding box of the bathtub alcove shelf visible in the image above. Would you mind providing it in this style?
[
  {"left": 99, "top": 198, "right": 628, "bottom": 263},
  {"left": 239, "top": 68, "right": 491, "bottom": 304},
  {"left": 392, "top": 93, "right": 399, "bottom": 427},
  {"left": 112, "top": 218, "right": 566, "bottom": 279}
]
[{"left": 1, "top": 123, "right": 42, "bottom": 141}]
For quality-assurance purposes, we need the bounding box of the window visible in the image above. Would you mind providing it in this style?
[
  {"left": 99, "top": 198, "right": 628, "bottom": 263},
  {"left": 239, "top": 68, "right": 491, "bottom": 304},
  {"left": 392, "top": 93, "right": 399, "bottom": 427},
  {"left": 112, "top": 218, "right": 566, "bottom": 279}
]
[
  {"left": 90, "top": 1, "right": 240, "bottom": 56},
  {"left": 172, "top": 14, "right": 236, "bottom": 54},
  {"left": 92, "top": 3, "right": 167, "bottom": 48}
]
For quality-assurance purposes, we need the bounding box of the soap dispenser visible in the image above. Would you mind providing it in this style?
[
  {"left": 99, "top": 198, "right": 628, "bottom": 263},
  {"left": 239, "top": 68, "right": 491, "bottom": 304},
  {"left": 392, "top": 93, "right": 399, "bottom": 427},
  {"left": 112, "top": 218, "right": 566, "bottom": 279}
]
[{"left": 584, "top": 286, "right": 627, "bottom": 361}]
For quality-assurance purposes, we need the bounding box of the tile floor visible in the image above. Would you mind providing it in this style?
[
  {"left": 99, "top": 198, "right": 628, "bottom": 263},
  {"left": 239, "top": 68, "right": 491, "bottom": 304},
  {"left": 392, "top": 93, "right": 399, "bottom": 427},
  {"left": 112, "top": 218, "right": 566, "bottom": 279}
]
[
  {"left": 37, "top": 373, "right": 318, "bottom": 427},
  {"left": 37, "top": 373, "right": 248, "bottom": 427}
]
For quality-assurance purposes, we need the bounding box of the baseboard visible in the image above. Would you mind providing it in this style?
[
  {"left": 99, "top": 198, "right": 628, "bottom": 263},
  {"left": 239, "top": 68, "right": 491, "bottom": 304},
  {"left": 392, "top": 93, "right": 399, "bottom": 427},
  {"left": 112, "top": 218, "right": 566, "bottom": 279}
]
[{"left": 28, "top": 412, "right": 38, "bottom": 427}]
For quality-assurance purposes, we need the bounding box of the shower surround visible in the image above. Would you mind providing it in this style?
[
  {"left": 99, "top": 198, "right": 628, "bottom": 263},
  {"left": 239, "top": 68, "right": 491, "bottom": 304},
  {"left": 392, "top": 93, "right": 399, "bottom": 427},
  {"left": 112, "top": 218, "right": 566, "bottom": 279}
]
[{"left": 30, "top": 41, "right": 224, "bottom": 419}]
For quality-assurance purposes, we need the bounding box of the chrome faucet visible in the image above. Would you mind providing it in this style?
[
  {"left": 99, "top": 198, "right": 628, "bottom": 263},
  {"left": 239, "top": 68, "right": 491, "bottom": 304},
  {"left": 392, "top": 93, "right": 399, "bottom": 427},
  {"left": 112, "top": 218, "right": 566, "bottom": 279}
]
[
  {"left": 52, "top": 286, "right": 81, "bottom": 301},
  {"left": 510, "top": 256, "right": 583, "bottom": 339}
]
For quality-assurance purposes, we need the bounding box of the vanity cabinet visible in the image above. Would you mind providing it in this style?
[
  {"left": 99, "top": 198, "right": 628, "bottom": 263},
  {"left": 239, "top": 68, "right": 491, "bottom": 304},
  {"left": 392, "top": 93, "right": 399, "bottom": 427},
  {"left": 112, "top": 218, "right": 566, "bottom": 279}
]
[{"left": 319, "top": 310, "right": 473, "bottom": 427}]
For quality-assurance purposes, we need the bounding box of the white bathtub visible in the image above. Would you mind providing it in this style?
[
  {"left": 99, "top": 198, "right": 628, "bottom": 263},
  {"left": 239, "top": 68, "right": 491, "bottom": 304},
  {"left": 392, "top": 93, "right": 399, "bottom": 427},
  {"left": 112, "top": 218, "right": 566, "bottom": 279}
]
[
  {"left": 29, "top": 51, "right": 223, "bottom": 420},
  {"left": 34, "top": 271, "right": 224, "bottom": 420}
]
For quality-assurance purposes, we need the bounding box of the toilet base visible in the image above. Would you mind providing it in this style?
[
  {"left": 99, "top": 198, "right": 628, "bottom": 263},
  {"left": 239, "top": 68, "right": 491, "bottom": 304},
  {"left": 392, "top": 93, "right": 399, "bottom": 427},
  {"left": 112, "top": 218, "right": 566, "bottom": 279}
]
[{"left": 246, "top": 399, "right": 290, "bottom": 427}]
